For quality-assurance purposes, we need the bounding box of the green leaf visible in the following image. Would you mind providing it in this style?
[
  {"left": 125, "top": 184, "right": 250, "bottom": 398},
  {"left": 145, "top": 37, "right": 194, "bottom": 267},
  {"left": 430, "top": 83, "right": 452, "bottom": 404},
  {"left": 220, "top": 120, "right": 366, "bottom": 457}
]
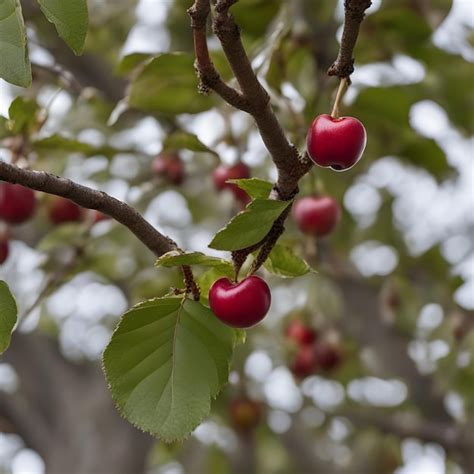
[
  {"left": 103, "top": 296, "right": 235, "bottom": 441},
  {"left": 263, "top": 244, "right": 313, "bottom": 278},
  {"left": 0, "top": 281, "right": 18, "bottom": 354},
  {"left": 209, "top": 199, "right": 290, "bottom": 251},
  {"left": 37, "top": 0, "right": 88, "bottom": 55},
  {"left": 163, "top": 131, "right": 217, "bottom": 156},
  {"left": 0, "top": 0, "right": 31, "bottom": 87},
  {"left": 7, "top": 97, "right": 39, "bottom": 134},
  {"left": 128, "top": 53, "right": 215, "bottom": 115},
  {"left": 116, "top": 53, "right": 151, "bottom": 76},
  {"left": 227, "top": 178, "right": 273, "bottom": 200},
  {"left": 33, "top": 134, "right": 120, "bottom": 158},
  {"left": 156, "top": 251, "right": 233, "bottom": 273},
  {"left": 197, "top": 266, "right": 235, "bottom": 305}
]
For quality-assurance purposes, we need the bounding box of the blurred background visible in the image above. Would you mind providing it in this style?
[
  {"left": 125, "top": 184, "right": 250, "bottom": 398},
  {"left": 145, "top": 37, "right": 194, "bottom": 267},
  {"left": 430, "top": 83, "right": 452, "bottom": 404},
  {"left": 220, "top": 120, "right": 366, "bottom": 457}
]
[{"left": 0, "top": 0, "right": 473, "bottom": 473}]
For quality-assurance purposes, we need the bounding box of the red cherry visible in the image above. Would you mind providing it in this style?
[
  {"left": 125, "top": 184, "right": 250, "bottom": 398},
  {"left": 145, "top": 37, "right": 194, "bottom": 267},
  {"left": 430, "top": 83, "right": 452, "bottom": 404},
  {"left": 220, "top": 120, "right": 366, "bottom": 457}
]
[
  {"left": 229, "top": 397, "right": 263, "bottom": 432},
  {"left": 0, "top": 183, "right": 37, "bottom": 224},
  {"left": 152, "top": 153, "right": 185, "bottom": 185},
  {"left": 91, "top": 210, "right": 109, "bottom": 224},
  {"left": 49, "top": 197, "right": 83, "bottom": 225},
  {"left": 293, "top": 196, "right": 341, "bottom": 236},
  {"left": 285, "top": 320, "right": 317, "bottom": 346},
  {"left": 290, "top": 345, "right": 316, "bottom": 378},
  {"left": 209, "top": 276, "right": 271, "bottom": 328},
  {"left": 212, "top": 162, "right": 251, "bottom": 204},
  {"left": 0, "top": 240, "right": 9, "bottom": 264},
  {"left": 314, "top": 341, "right": 342, "bottom": 372},
  {"left": 306, "top": 114, "right": 366, "bottom": 171}
]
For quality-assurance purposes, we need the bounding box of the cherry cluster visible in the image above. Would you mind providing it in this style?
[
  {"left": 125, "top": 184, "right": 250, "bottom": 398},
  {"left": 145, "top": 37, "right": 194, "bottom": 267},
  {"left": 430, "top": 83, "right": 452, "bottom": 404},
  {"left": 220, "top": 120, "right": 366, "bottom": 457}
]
[
  {"left": 286, "top": 320, "right": 342, "bottom": 379},
  {"left": 0, "top": 183, "right": 106, "bottom": 265}
]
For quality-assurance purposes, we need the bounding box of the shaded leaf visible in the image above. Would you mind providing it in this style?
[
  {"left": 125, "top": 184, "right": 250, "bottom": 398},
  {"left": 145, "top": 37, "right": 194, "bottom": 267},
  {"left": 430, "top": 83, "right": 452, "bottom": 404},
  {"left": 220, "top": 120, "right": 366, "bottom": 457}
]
[
  {"left": 0, "top": 281, "right": 18, "bottom": 354},
  {"left": 0, "top": 0, "right": 31, "bottom": 87},
  {"left": 103, "top": 296, "right": 235, "bottom": 441},
  {"left": 156, "top": 251, "right": 233, "bottom": 272},
  {"left": 263, "top": 244, "right": 313, "bottom": 278},
  {"left": 37, "top": 0, "right": 88, "bottom": 55},
  {"left": 8, "top": 97, "right": 38, "bottom": 134},
  {"left": 163, "top": 131, "right": 217, "bottom": 156}
]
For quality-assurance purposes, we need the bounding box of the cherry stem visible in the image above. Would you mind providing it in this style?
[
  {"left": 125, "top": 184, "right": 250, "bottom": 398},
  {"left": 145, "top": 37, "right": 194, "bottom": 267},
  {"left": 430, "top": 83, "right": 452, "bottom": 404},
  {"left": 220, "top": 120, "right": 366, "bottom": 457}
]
[{"left": 330, "top": 77, "right": 349, "bottom": 119}]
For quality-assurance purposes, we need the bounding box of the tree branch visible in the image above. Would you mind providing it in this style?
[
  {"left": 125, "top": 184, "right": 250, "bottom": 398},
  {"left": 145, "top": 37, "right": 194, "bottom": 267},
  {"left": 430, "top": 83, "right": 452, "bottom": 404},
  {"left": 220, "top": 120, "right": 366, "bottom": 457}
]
[
  {"left": 0, "top": 161, "right": 177, "bottom": 258},
  {"left": 188, "top": 0, "right": 312, "bottom": 200},
  {"left": 328, "top": 0, "right": 372, "bottom": 78}
]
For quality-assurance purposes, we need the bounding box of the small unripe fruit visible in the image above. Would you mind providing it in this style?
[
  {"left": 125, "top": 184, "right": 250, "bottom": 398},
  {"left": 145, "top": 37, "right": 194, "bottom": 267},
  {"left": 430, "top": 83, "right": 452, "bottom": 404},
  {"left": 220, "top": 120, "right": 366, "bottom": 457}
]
[
  {"left": 229, "top": 397, "right": 263, "bottom": 432},
  {"left": 49, "top": 197, "right": 83, "bottom": 225},
  {"left": 212, "top": 162, "right": 251, "bottom": 204},
  {"left": 285, "top": 320, "right": 317, "bottom": 346},
  {"left": 293, "top": 196, "right": 341, "bottom": 236},
  {"left": 307, "top": 114, "right": 366, "bottom": 171},
  {"left": 0, "top": 240, "right": 9, "bottom": 264},
  {"left": 290, "top": 345, "right": 316, "bottom": 378},
  {"left": 152, "top": 153, "right": 185, "bottom": 185},
  {"left": 0, "top": 183, "right": 37, "bottom": 224},
  {"left": 209, "top": 275, "right": 271, "bottom": 328}
]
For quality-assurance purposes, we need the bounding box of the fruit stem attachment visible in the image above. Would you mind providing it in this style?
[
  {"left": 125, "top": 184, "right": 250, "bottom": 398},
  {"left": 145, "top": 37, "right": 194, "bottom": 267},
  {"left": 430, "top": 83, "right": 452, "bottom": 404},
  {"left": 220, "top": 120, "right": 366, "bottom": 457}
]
[{"left": 330, "top": 77, "right": 349, "bottom": 120}]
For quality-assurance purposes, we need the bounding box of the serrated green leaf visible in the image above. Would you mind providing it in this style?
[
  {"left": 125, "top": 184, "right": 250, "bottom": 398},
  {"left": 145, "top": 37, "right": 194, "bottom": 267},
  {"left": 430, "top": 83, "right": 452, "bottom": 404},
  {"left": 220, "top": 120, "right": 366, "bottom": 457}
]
[
  {"left": 128, "top": 53, "right": 215, "bottom": 115},
  {"left": 263, "top": 244, "right": 313, "bottom": 278},
  {"left": 0, "top": 0, "right": 31, "bottom": 87},
  {"left": 227, "top": 178, "right": 273, "bottom": 200},
  {"left": 163, "top": 131, "right": 217, "bottom": 156},
  {"left": 156, "top": 251, "right": 233, "bottom": 272},
  {"left": 103, "top": 296, "right": 235, "bottom": 441},
  {"left": 7, "top": 97, "right": 38, "bottom": 134},
  {"left": 0, "top": 281, "right": 18, "bottom": 354},
  {"left": 209, "top": 199, "right": 290, "bottom": 251},
  {"left": 37, "top": 0, "right": 88, "bottom": 55}
]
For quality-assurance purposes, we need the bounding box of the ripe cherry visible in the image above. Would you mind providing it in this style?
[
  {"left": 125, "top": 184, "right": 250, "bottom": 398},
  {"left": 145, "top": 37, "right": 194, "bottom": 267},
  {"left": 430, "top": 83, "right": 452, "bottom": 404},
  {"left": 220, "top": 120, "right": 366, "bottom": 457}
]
[
  {"left": 229, "top": 397, "right": 263, "bottom": 432},
  {"left": 285, "top": 320, "right": 317, "bottom": 346},
  {"left": 49, "top": 197, "right": 83, "bottom": 225},
  {"left": 307, "top": 114, "right": 366, "bottom": 171},
  {"left": 293, "top": 195, "right": 341, "bottom": 236},
  {"left": 314, "top": 341, "right": 342, "bottom": 372},
  {"left": 152, "top": 152, "right": 185, "bottom": 185},
  {"left": 212, "top": 162, "right": 251, "bottom": 205},
  {"left": 209, "top": 275, "right": 271, "bottom": 328},
  {"left": 0, "top": 183, "right": 37, "bottom": 224},
  {"left": 290, "top": 345, "right": 317, "bottom": 379},
  {"left": 90, "top": 210, "right": 109, "bottom": 224},
  {"left": 0, "top": 240, "right": 9, "bottom": 264}
]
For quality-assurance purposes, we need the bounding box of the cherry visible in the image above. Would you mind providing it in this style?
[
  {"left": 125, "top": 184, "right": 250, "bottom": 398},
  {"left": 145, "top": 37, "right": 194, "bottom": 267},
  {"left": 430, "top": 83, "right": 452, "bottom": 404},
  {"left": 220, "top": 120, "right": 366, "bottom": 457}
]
[
  {"left": 285, "top": 320, "right": 317, "bottom": 346},
  {"left": 290, "top": 345, "right": 317, "bottom": 379},
  {"left": 0, "top": 183, "right": 37, "bottom": 224},
  {"left": 314, "top": 341, "right": 342, "bottom": 372},
  {"left": 212, "top": 162, "right": 251, "bottom": 205},
  {"left": 49, "top": 197, "right": 83, "bottom": 225},
  {"left": 0, "top": 240, "right": 9, "bottom": 264},
  {"left": 293, "top": 195, "right": 341, "bottom": 236},
  {"left": 307, "top": 114, "right": 366, "bottom": 171},
  {"left": 91, "top": 210, "right": 109, "bottom": 224},
  {"left": 152, "top": 152, "right": 185, "bottom": 185},
  {"left": 229, "top": 397, "right": 263, "bottom": 432},
  {"left": 209, "top": 275, "right": 271, "bottom": 328}
]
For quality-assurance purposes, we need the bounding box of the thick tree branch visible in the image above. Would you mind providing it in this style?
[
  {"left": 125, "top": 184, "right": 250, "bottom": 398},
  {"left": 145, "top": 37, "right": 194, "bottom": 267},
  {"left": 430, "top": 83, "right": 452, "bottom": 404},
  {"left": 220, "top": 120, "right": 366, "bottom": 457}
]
[
  {"left": 188, "top": 0, "right": 312, "bottom": 200},
  {"left": 328, "top": 0, "right": 372, "bottom": 78},
  {"left": 0, "top": 162, "right": 177, "bottom": 258}
]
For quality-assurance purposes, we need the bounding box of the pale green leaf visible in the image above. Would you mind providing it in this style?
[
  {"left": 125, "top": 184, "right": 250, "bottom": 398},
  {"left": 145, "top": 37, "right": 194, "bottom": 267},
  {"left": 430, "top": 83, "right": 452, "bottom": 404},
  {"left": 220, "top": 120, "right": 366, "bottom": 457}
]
[
  {"left": 128, "top": 53, "right": 215, "bottom": 115},
  {"left": 263, "top": 244, "right": 313, "bottom": 278},
  {"left": 0, "top": 281, "right": 18, "bottom": 354},
  {"left": 209, "top": 199, "right": 291, "bottom": 251},
  {"left": 103, "top": 297, "right": 235, "bottom": 441},
  {"left": 227, "top": 178, "right": 273, "bottom": 200},
  {"left": 8, "top": 97, "right": 38, "bottom": 133},
  {"left": 163, "top": 131, "right": 217, "bottom": 156},
  {"left": 37, "top": 0, "right": 88, "bottom": 55},
  {"left": 0, "top": 0, "right": 31, "bottom": 87},
  {"left": 156, "top": 251, "right": 233, "bottom": 272}
]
